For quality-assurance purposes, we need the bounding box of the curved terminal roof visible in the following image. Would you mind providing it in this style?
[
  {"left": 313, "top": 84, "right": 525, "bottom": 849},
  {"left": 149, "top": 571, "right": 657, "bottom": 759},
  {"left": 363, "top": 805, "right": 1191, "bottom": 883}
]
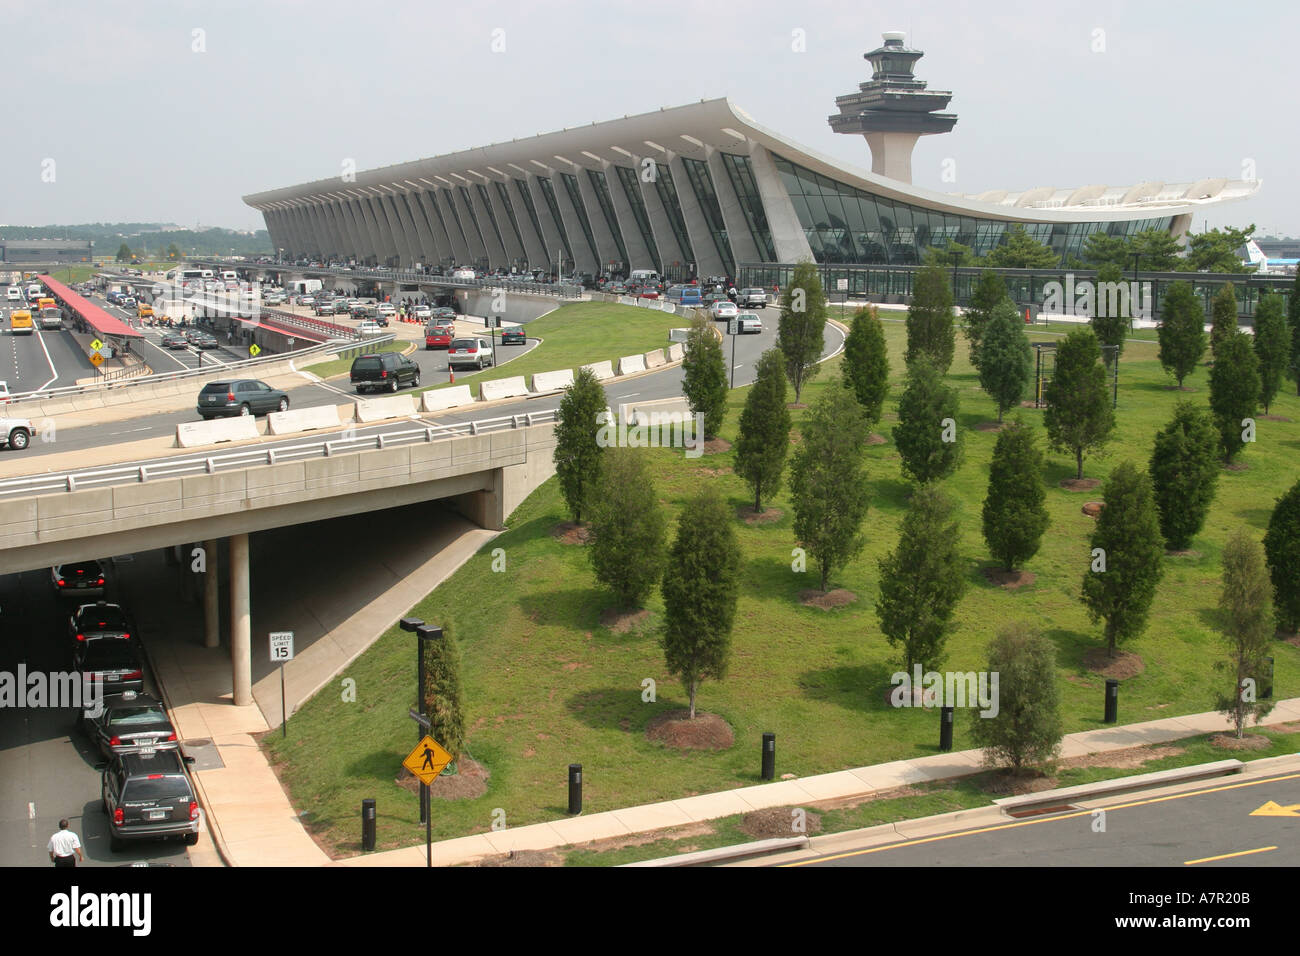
[{"left": 244, "top": 98, "right": 1259, "bottom": 224}]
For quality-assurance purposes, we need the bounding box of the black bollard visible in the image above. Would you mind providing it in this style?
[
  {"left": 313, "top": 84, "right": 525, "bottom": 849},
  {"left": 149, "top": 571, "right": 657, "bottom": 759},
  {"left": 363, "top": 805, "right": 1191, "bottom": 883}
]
[
  {"left": 761, "top": 732, "right": 776, "bottom": 781},
  {"left": 1261, "top": 657, "right": 1274, "bottom": 701},
  {"left": 361, "top": 798, "right": 376, "bottom": 852},
  {"left": 1104, "top": 679, "right": 1119, "bottom": 724},
  {"left": 567, "top": 763, "right": 582, "bottom": 815},
  {"left": 939, "top": 706, "right": 954, "bottom": 752}
]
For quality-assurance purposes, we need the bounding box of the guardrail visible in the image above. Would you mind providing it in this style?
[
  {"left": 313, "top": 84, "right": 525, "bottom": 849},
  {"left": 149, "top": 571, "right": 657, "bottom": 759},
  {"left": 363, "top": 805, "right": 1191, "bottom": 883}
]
[{"left": 0, "top": 408, "right": 558, "bottom": 499}]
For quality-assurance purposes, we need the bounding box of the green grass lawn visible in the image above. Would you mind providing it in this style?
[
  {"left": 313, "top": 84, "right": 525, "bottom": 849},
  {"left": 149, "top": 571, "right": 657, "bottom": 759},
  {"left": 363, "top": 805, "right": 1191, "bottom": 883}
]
[
  {"left": 265, "top": 317, "right": 1300, "bottom": 858},
  {"left": 301, "top": 339, "right": 407, "bottom": 378},
  {"left": 416, "top": 301, "right": 683, "bottom": 393}
]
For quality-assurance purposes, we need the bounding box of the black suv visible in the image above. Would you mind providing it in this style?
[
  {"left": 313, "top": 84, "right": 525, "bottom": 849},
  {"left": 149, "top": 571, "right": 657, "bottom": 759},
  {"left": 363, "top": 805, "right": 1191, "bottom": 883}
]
[
  {"left": 102, "top": 749, "right": 200, "bottom": 850},
  {"left": 197, "top": 379, "right": 291, "bottom": 418},
  {"left": 350, "top": 352, "right": 421, "bottom": 393}
]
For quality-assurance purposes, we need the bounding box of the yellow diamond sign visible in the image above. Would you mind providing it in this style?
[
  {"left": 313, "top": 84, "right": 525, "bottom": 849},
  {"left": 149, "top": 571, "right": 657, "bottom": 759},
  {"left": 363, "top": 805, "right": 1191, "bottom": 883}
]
[
  {"left": 402, "top": 735, "right": 452, "bottom": 786},
  {"left": 89, "top": 338, "right": 103, "bottom": 352},
  {"left": 88, "top": 351, "right": 104, "bottom": 367},
  {"left": 249, "top": 344, "right": 261, "bottom": 357}
]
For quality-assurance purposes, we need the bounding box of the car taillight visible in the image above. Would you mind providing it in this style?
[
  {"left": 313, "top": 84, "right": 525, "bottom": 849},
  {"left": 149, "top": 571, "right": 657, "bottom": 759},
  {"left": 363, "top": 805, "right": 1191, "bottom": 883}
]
[
  {"left": 96, "top": 578, "right": 104, "bottom": 585},
  {"left": 109, "top": 735, "right": 121, "bottom": 746},
  {"left": 380, "top": 370, "right": 387, "bottom": 377},
  {"left": 167, "top": 732, "right": 177, "bottom": 741},
  {"left": 76, "top": 633, "right": 85, "bottom": 641},
  {"left": 227, "top": 392, "right": 235, "bottom": 402},
  {"left": 148, "top": 773, "right": 163, "bottom": 779},
  {"left": 121, "top": 633, "right": 130, "bottom": 640},
  {"left": 58, "top": 579, "right": 66, "bottom": 586},
  {"left": 189, "top": 801, "right": 199, "bottom": 821},
  {"left": 113, "top": 808, "right": 123, "bottom": 825},
  {"left": 124, "top": 670, "right": 142, "bottom": 679}
]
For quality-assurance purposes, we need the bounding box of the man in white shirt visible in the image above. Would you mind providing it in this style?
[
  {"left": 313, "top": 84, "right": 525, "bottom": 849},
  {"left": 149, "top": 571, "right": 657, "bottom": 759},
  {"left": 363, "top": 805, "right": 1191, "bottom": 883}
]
[{"left": 48, "top": 819, "right": 84, "bottom": 867}]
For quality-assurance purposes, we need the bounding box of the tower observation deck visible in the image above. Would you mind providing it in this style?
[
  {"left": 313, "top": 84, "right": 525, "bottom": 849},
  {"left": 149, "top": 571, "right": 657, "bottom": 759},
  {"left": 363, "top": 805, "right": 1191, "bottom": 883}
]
[{"left": 829, "top": 31, "right": 957, "bottom": 184}]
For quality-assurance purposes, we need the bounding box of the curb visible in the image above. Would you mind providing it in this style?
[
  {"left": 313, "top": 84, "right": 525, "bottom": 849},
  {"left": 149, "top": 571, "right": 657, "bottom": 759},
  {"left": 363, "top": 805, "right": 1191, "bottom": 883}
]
[
  {"left": 992, "top": 758, "right": 1245, "bottom": 810},
  {"left": 622, "top": 836, "right": 809, "bottom": 867}
]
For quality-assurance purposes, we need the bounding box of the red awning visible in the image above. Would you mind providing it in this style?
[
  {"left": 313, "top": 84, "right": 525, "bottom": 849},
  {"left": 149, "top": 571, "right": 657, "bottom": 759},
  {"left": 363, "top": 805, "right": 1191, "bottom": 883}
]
[{"left": 38, "top": 274, "right": 143, "bottom": 339}]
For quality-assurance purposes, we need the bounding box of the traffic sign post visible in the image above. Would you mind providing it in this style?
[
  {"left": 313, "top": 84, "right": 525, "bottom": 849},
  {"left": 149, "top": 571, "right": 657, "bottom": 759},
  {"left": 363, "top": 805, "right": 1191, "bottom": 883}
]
[
  {"left": 402, "top": 733, "right": 451, "bottom": 868},
  {"left": 269, "top": 631, "right": 294, "bottom": 737},
  {"left": 728, "top": 317, "right": 738, "bottom": 389}
]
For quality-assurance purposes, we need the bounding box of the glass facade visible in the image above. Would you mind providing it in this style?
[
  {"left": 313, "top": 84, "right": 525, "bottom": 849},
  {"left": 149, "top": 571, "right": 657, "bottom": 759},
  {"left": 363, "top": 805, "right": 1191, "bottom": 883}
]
[
  {"left": 679, "top": 157, "right": 735, "bottom": 277},
  {"left": 772, "top": 154, "right": 1173, "bottom": 266},
  {"left": 720, "top": 153, "right": 776, "bottom": 261},
  {"left": 440, "top": 189, "right": 468, "bottom": 250},
  {"left": 535, "top": 176, "right": 573, "bottom": 262},
  {"left": 615, "top": 165, "right": 661, "bottom": 272},
  {"left": 457, "top": 186, "right": 488, "bottom": 252},
  {"left": 560, "top": 172, "right": 601, "bottom": 266},
  {"left": 513, "top": 178, "right": 549, "bottom": 255},
  {"left": 494, "top": 180, "right": 528, "bottom": 256},
  {"left": 586, "top": 169, "right": 628, "bottom": 268},
  {"left": 651, "top": 163, "right": 694, "bottom": 266},
  {"left": 475, "top": 183, "right": 507, "bottom": 255}
]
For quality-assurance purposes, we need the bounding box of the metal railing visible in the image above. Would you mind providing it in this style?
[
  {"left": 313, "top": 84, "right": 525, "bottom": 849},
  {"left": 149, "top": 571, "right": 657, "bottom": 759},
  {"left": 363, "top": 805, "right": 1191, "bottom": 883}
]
[{"left": 0, "top": 409, "right": 558, "bottom": 499}]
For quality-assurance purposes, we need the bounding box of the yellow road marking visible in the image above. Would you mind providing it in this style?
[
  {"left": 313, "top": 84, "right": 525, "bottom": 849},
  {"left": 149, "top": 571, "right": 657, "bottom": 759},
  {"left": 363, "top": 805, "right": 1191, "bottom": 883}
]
[
  {"left": 1184, "top": 846, "right": 1276, "bottom": 865},
  {"left": 785, "top": 770, "right": 1300, "bottom": 867}
]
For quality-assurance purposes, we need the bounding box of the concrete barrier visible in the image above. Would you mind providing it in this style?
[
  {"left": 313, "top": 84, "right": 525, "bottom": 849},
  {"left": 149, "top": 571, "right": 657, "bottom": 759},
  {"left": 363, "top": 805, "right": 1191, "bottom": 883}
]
[
  {"left": 668, "top": 328, "right": 690, "bottom": 343},
  {"left": 667, "top": 343, "right": 684, "bottom": 362},
  {"left": 175, "top": 416, "right": 261, "bottom": 448},
  {"left": 617, "top": 354, "right": 646, "bottom": 375},
  {"left": 581, "top": 360, "right": 615, "bottom": 381},
  {"left": 643, "top": 348, "right": 667, "bottom": 369},
  {"left": 353, "top": 394, "right": 418, "bottom": 423},
  {"left": 479, "top": 376, "right": 530, "bottom": 402},
  {"left": 422, "top": 385, "right": 475, "bottom": 412},
  {"left": 532, "top": 369, "right": 574, "bottom": 393},
  {"left": 267, "top": 404, "right": 341, "bottom": 435}
]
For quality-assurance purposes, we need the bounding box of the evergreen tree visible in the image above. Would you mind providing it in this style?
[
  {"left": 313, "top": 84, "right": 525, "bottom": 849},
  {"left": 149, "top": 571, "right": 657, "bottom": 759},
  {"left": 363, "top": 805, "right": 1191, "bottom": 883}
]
[
  {"left": 1263, "top": 479, "right": 1300, "bottom": 634},
  {"left": 587, "top": 448, "right": 667, "bottom": 610},
  {"left": 1156, "top": 281, "right": 1206, "bottom": 387},
  {"left": 1092, "top": 263, "right": 1130, "bottom": 366},
  {"left": 1148, "top": 402, "right": 1220, "bottom": 551},
  {"left": 963, "top": 270, "right": 1008, "bottom": 372},
  {"left": 977, "top": 300, "right": 1033, "bottom": 422},
  {"left": 1129, "top": 229, "right": 1184, "bottom": 271},
  {"left": 876, "top": 485, "right": 966, "bottom": 675},
  {"left": 840, "top": 306, "right": 890, "bottom": 426},
  {"left": 982, "top": 418, "right": 1049, "bottom": 571},
  {"left": 1180, "top": 225, "right": 1256, "bottom": 274},
  {"left": 1208, "top": 330, "right": 1260, "bottom": 462},
  {"left": 422, "top": 628, "right": 467, "bottom": 763},
  {"left": 1043, "top": 327, "right": 1114, "bottom": 479},
  {"left": 1081, "top": 233, "right": 1132, "bottom": 271},
  {"left": 1289, "top": 270, "right": 1300, "bottom": 396},
  {"left": 789, "top": 387, "right": 871, "bottom": 591},
  {"left": 1252, "top": 293, "right": 1290, "bottom": 415},
  {"left": 983, "top": 224, "right": 1060, "bottom": 269},
  {"left": 892, "top": 356, "right": 963, "bottom": 483},
  {"left": 734, "top": 349, "right": 791, "bottom": 513},
  {"left": 681, "top": 315, "right": 728, "bottom": 439},
  {"left": 1209, "top": 284, "right": 1238, "bottom": 360},
  {"left": 553, "top": 366, "right": 607, "bottom": 522},
  {"left": 115, "top": 243, "right": 132, "bottom": 262},
  {"left": 967, "top": 622, "right": 1063, "bottom": 774},
  {"left": 1214, "top": 529, "right": 1277, "bottom": 738},
  {"left": 776, "top": 260, "right": 827, "bottom": 403},
  {"left": 660, "top": 487, "right": 741, "bottom": 719},
  {"left": 1080, "top": 461, "right": 1166, "bottom": 657},
  {"left": 905, "top": 263, "right": 957, "bottom": 373}
]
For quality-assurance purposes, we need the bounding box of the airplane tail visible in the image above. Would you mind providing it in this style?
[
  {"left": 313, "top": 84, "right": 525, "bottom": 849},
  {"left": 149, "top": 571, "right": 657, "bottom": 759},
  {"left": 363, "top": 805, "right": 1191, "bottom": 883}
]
[{"left": 1245, "top": 239, "right": 1268, "bottom": 272}]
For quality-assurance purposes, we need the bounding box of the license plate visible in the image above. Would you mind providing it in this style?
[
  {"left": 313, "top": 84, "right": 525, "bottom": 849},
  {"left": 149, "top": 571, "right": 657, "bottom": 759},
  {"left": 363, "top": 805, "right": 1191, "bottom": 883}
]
[
  {"left": 207, "top": 397, "right": 218, "bottom": 403},
  {"left": 147, "top": 809, "right": 167, "bottom": 821},
  {"left": 138, "top": 746, "right": 155, "bottom": 755}
]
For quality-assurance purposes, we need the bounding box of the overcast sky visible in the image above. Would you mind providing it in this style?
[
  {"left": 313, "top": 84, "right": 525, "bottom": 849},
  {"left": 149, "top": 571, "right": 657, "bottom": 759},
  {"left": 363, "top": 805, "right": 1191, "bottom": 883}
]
[{"left": 6, "top": 0, "right": 1296, "bottom": 236}]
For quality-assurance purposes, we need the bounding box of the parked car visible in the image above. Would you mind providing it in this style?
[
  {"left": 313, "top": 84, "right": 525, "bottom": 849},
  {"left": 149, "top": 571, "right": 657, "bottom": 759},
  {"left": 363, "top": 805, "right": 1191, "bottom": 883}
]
[
  {"left": 413, "top": 305, "right": 432, "bottom": 320},
  {"left": 736, "top": 313, "right": 763, "bottom": 334},
  {"left": 101, "top": 748, "right": 200, "bottom": 851},
  {"left": 356, "top": 320, "right": 385, "bottom": 336},
  {"left": 349, "top": 352, "right": 421, "bottom": 393},
  {"left": 499, "top": 326, "right": 526, "bottom": 346},
  {"left": 196, "top": 380, "right": 290, "bottom": 419},
  {"left": 52, "top": 560, "right": 107, "bottom": 600},
  {"left": 425, "top": 323, "right": 455, "bottom": 349},
  {"left": 448, "top": 338, "right": 494, "bottom": 370},
  {"left": 0, "top": 414, "right": 33, "bottom": 450},
  {"left": 161, "top": 332, "right": 187, "bottom": 349},
  {"left": 84, "top": 691, "right": 178, "bottom": 759}
]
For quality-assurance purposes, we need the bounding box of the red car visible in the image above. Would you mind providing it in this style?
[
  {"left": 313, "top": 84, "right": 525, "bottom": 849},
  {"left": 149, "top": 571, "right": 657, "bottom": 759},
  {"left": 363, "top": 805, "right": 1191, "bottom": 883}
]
[
  {"left": 425, "top": 323, "right": 455, "bottom": 349},
  {"left": 638, "top": 286, "right": 660, "bottom": 300}
]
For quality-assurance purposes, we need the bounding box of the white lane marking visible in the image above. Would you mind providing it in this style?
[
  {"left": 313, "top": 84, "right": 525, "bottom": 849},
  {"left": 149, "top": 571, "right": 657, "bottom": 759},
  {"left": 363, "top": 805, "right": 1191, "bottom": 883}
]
[
  {"left": 34, "top": 328, "right": 59, "bottom": 390},
  {"left": 620, "top": 392, "right": 640, "bottom": 399},
  {"left": 28, "top": 802, "right": 35, "bottom": 820}
]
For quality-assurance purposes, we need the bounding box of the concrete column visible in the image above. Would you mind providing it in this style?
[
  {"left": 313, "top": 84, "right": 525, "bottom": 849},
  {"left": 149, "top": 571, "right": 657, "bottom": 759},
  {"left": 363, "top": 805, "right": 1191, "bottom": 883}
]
[
  {"left": 229, "top": 532, "right": 252, "bottom": 706},
  {"left": 203, "top": 538, "right": 220, "bottom": 649}
]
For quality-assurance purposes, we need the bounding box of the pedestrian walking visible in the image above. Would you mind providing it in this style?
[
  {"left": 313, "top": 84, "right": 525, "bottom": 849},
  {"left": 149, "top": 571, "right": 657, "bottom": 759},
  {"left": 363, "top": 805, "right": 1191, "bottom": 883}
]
[{"left": 48, "top": 820, "right": 83, "bottom": 867}]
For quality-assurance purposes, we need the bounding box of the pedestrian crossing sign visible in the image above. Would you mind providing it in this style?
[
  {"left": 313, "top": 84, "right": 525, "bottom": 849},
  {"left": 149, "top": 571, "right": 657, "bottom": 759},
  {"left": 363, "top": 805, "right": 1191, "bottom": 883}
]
[
  {"left": 90, "top": 339, "right": 103, "bottom": 352},
  {"left": 402, "top": 735, "right": 452, "bottom": 786},
  {"left": 249, "top": 344, "right": 261, "bottom": 357}
]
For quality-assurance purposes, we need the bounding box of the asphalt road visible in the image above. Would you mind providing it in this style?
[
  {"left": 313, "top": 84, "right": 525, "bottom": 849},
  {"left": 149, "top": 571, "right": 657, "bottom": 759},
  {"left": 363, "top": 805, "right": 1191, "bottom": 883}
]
[
  {"left": 786, "top": 770, "right": 1300, "bottom": 867},
  {"left": 0, "top": 563, "right": 192, "bottom": 868},
  {"left": 0, "top": 301, "right": 93, "bottom": 392}
]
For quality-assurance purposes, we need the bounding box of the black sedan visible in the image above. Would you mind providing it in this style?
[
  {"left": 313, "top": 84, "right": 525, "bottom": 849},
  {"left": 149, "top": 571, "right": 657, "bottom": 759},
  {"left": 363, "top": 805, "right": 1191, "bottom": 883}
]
[
  {"left": 84, "top": 692, "right": 178, "bottom": 759},
  {"left": 197, "top": 380, "right": 290, "bottom": 419},
  {"left": 52, "top": 561, "right": 107, "bottom": 601},
  {"left": 74, "top": 637, "right": 145, "bottom": 700},
  {"left": 500, "top": 326, "right": 526, "bottom": 346},
  {"left": 70, "top": 601, "right": 134, "bottom": 649}
]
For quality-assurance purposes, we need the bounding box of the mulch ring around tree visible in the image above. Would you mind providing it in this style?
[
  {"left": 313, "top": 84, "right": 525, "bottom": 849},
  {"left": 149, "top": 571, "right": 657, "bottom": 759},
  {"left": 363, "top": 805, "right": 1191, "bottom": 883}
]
[
  {"left": 478, "top": 849, "right": 564, "bottom": 867},
  {"left": 799, "top": 588, "right": 858, "bottom": 610},
  {"left": 1207, "top": 733, "right": 1272, "bottom": 751},
  {"left": 395, "top": 757, "right": 489, "bottom": 801},
  {"left": 1082, "top": 647, "right": 1145, "bottom": 680},
  {"left": 703, "top": 438, "right": 732, "bottom": 454},
  {"left": 599, "top": 607, "right": 651, "bottom": 634},
  {"left": 980, "top": 568, "right": 1036, "bottom": 589},
  {"left": 1221, "top": 462, "right": 1249, "bottom": 472},
  {"left": 974, "top": 421, "right": 1004, "bottom": 432},
  {"left": 550, "top": 521, "right": 590, "bottom": 544},
  {"left": 646, "top": 710, "right": 735, "bottom": 751},
  {"left": 738, "top": 806, "right": 823, "bottom": 840},
  {"left": 738, "top": 505, "right": 783, "bottom": 525},
  {"left": 1280, "top": 630, "right": 1300, "bottom": 649},
  {"left": 1260, "top": 414, "right": 1293, "bottom": 422},
  {"left": 1165, "top": 549, "right": 1202, "bottom": 558},
  {"left": 866, "top": 432, "right": 887, "bottom": 445},
  {"left": 1081, "top": 501, "right": 1104, "bottom": 518},
  {"left": 1059, "top": 478, "right": 1100, "bottom": 492},
  {"left": 975, "top": 768, "right": 1058, "bottom": 796}
]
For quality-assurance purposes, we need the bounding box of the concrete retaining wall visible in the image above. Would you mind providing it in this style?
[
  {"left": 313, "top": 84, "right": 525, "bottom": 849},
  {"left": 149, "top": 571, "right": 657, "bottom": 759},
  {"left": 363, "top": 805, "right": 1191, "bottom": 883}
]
[
  {"left": 532, "top": 369, "right": 574, "bottom": 393},
  {"left": 175, "top": 416, "right": 261, "bottom": 448},
  {"left": 353, "top": 395, "right": 417, "bottom": 423},
  {"left": 267, "top": 405, "right": 342, "bottom": 435},
  {"left": 422, "top": 386, "right": 475, "bottom": 412},
  {"left": 617, "top": 354, "right": 646, "bottom": 375},
  {"left": 479, "top": 376, "right": 530, "bottom": 401}
]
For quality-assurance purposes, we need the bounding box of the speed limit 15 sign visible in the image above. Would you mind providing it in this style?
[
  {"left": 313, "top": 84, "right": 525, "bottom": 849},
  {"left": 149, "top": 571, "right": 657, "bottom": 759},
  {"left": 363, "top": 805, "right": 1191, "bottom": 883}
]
[{"left": 269, "top": 631, "right": 295, "bottom": 662}]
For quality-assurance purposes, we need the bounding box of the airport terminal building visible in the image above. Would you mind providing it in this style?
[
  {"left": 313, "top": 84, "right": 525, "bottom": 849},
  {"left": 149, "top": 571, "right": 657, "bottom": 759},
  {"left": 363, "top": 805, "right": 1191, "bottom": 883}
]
[{"left": 244, "top": 34, "right": 1258, "bottom": 285}]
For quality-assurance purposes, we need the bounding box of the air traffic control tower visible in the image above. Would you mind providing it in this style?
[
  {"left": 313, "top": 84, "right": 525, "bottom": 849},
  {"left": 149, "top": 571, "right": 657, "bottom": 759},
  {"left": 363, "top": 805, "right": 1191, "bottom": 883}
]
[{"left": 829, "top": 31, "right": 957, "bottom": 184}]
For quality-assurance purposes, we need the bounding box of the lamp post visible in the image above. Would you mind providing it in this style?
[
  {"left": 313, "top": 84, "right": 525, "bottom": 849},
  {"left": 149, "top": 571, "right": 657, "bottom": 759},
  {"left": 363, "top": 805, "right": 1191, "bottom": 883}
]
[{"left": 400, "top": 616, "right": 433, "bottom": 826}]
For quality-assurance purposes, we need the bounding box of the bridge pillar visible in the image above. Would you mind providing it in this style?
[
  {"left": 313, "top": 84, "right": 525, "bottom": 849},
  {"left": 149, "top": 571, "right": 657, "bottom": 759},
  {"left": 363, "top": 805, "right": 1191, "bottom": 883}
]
[
  {"left": 203, "top": 538, "right": 220, "bottom": 649},
  {"left": 230, "top": 532, "right": 252, "bottom": 705}
]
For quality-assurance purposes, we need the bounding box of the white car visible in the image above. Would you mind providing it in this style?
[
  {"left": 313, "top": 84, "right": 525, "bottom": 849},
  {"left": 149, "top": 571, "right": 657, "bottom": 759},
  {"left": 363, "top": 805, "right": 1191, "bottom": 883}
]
[
  {"left": 710, "top": 300, "right": 739, "bottom": 320},
  {"left": 448, "top": 337, "right": 494, "bottom": 369},
  {"left": 736, "top": 313, "right": 763, "bottom": 334},
  {"left": 376, "top": 303, "right": 397, "bottom": 316},
  {"left": 298, "top": 295, "right": 316, "bottom": 306},
  {"left": 413, "top": 305, "right": 432, "bottom": 320},
  {"left": 356, "top": 320, "right": 385, "bottom": 336},
  {"left": 5, "top": 287, "right": 20, "bottom": 302},
  {"left": 451, "top": 268, "right": 477, "bottom": 280},
  {"left": 0, "top": 415, "right": 33, "bottom": 450}
]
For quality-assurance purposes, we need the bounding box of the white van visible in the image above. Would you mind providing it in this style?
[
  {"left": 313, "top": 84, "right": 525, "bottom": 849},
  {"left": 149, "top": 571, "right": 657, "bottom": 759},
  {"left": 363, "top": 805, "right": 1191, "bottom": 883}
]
[
  {"left": 5, "top": 286, "right": 20, "bottom": 302},
  {"left": 221, "top": 270, "right": 238, "bottom": 282},
  {"left": 629, "top": 269, "right": 660, "bottom": 284},
  {"left": 26, "top": 283, "right": 42, "bottom": 300}
]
